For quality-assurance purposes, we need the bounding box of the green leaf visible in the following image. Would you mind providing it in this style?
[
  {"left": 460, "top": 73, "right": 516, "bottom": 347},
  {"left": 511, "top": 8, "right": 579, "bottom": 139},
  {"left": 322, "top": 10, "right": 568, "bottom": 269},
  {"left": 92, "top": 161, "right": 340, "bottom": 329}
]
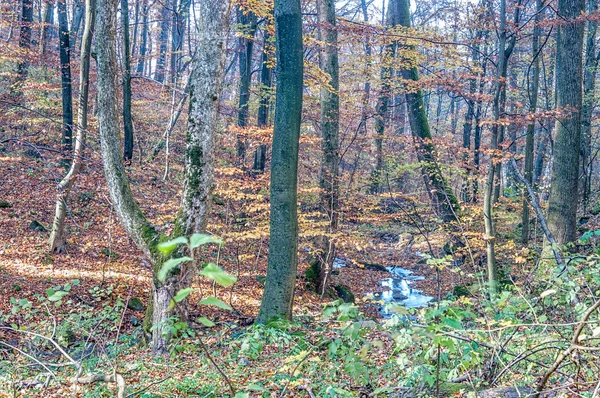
[
  {"left": 234, "top": 393, "right": 249, "bottom": 398},
  {"left": 199, "top": 296, "right": 232, "bottom": 310},
  {"left": 198, "top": 317, "right": 215, "bottom": 327},
  {"left": 200, "top": 263, "right": 236, "bottom": 287},
  {"left": 173, "top": 288, "right": 194, "bottom": 303},
  {"left": 71, "top": 279, "right": 80, "bottom": 286},
  {"left": 157, "top": 257, "right": 192, "bottom": 282},
  {"left": 442, "top": 317, "right": 463, "bottom": 330},
  {"left": 156, "top": 237, "right": 188, "bottom": 255},
  {"left": 47, "top": 290, "right": 69, "bottom": 302},
  {"left": 189, "top": 233, "right": 223, "bottom": 249}
]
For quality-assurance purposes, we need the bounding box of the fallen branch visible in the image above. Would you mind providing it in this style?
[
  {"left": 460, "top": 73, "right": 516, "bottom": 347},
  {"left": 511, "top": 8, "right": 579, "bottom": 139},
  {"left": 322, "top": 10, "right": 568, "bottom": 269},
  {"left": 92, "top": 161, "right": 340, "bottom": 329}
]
[{"left": 74, "top": 372, "right": 126, "bottom": 398}]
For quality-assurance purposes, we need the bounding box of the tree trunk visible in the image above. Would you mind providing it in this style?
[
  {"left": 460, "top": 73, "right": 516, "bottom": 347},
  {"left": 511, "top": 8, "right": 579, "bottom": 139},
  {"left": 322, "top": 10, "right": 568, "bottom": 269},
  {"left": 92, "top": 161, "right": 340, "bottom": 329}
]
[
  {"left": 522, "top": 0, "right": 542, "bottom": 245},
  {"left": 136, "top": 0, "right": 148, "bottom": 75},
  {"left": 370, "top": 3, "right": 396, "bottom": 194},
  {"left": 547, "top": 0, "right": 585, "bottom": 244},
  {"left": 397, "top": 0, "right": 459, "bottom": 222},
  {"left": 311, "top": 0, "right": 339, "bottom": 296},
  {"left": 70, "top": 0, "right": 84, "bottom": 50},
  {"left": 169, "top": 0, "right": 189, "bottom": 84},
  {"left": 581, "top": 0, "right": 598, "bottom": 212},
  {"left": 235, "top": 5, "right": 257, "bottom": 163},
  {"left": 121, "top": 0, "right": 134, "bottom": 161},
  {"left": 49, "top": 0, "right": 95, "bottom": 253},
  {"left": 252, "top": 29, "right": 273, "bottom": 173},
  {"left": 16, "top": 0, "right": 34, "bottom": 84},
  {"left": 483, "top": 0, "right": 520, "bottom": 293},
  {"left": 154, "top": 0, "right": 170, "bottom": 83},
  {"left": 257, "top": 0, "right": 304, "bottom": 323},
  {"left": 40, "top": 0, "right": 54, "bottom": 55},
  {"left": 57, "top": 0, "right": 73, "bottom": 155}
]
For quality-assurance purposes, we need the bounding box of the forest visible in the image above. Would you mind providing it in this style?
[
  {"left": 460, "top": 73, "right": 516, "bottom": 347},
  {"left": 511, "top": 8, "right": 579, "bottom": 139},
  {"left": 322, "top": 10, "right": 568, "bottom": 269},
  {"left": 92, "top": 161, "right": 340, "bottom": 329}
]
[{"left": 1, "top": 0, "right": 600, "bottom": 395}]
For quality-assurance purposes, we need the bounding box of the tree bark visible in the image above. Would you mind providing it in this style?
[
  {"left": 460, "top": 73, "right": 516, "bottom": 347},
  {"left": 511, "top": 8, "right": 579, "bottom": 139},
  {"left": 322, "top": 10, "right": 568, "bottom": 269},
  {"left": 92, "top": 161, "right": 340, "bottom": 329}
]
[
  {"left": 257, "top": 0, "right": 304, "bottom": 323},
  {"left": 57, "top": 0, "right": 73, "bottom": 155},
  {"left": 121, "top": 0, "right": 134, "bottom": 161},
  {"left": 49, "top": 0, "right": 95, "bottom": 253},
  {"left": 547, "top": 0, "right": 585, "bottom": 244},
  {"left": 39, "top": 0, "right": 54, "bottom": 55}
]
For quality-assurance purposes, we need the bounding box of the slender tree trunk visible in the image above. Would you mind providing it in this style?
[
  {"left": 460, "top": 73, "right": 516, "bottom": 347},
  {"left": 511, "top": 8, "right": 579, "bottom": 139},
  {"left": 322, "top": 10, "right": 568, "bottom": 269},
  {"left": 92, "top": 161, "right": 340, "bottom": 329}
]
[
  {"left": 69, "top": 0, "right": 84, "bottom": 49},
  {"left": 522, "top": 0, "right": 542, "bottom": 244},
  {"left": 581, "top": 0, "right": 598, "bottom": 212},
  {"left": 310, "top": 0, "right": 339, "bottom": 296},
  {"left": 57, "top": 0, "right": 73, "bottom": 155},
  {"left": 252, "top": 29, "right": 273, "bottom": 173},
  {"left": 40, "top": 0, "right": 54, "bottom": 55},
  {"left": 235, "top": 5, "right": 257, "bottom": 163},
  {"left": 136, "top": 0, "right": 148, "bottom": 75},
  {"left": 155, "top": 0, "right": 170, "bottom": 83},
  {"left": 16, "top": 0, "right": 34, "bottom": 84},
  {"left": 547, "top": 0, "right": 585, "bottom": 244},
  {"left": 49, "top": 0, "right": 95, "bottom": 253},
  {"left": 170, "top": 0, "right": 189, "bottom": 84},
  {"left": 257, "top": 0, "right": 304, "bottom": 323},
  {"left": 121, "top": 0, "right": 134, "bottom": 161},
  {"left": 370, "top": 3, "right": 396, "bottom": 194},
  {"left": 397, "top": 0, "right": 459, "bottom": 222}
]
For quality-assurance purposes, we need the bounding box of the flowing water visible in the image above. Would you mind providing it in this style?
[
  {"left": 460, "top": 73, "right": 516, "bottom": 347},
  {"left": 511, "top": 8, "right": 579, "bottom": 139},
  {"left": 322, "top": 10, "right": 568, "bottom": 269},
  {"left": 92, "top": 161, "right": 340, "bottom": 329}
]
[{"left": 374, "top": 266, "right": 434, "bottom": 317}]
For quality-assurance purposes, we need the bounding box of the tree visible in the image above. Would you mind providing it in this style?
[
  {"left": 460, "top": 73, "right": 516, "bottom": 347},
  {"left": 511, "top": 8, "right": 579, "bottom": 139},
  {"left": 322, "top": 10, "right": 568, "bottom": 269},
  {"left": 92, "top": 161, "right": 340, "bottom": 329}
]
[
  {"left": 521, "top": 0, "right": 542, "bottom": 245},
  {"left": 49, "top": 0, "right": 95, "bottom": 253},
  {"left": 70, "top": 0, "right": 84, "bottom": 49},
  {"left": 252, "top": 28, "right": 273, "bottom": 173},
  {"left": 136, "top": 0, "right": 148, "bottom": 75},
  {"left": 16, "top": 0, "right": 34, "bottom": 84},
  {"left": 121, "top": 0, "right": 134, "bottom": 161},
  {"left": 57, "top": 0, "right": 73, "bottom": 155},
  {"left": 257, "top": 0, "right": 304, "bottom": 323},
  {"left": 547, "top": 0, "right": 585, "bottom": 244},
  {"left": 40, "top": 0, "right": 55, "bottom": 55},
  {"left": 308, "top": 0, "right": 339, "bottom": 295},
  {"left": 235, "top": 3, "right": 257, "bottom": 162},
  {"left": 396, "top": 0, "right": 459, "bottom": 222},
  {"left": 95, "top": 0, "right": 230, "bottom": 353},
  {"left": 155, "top": 0, "right": 170, "bottom": 83}
]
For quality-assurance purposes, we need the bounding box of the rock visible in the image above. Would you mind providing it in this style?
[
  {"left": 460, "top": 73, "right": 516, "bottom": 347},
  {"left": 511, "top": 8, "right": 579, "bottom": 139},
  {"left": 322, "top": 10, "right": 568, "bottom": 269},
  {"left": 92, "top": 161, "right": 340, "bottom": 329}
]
[
  {"left": 127, "top": 297, "right": 146, "bottom": 311},
  {"left": 334, "top": 284, "right": 355, "bottom": 303},
  {"left": 360, "top": 262, "right": 388, "bottom": 272},
  {"left": 130, "top": 315, "right": 141, "bottom": 326},
  {"left": 28, "top": 220, "right": 46, "bottom": 232},
  {"left": 392, "top": 290, "right": 408, "bottom": 300},
  {"left": 238, "top": 357, "right": 250, "bottom": 367}
]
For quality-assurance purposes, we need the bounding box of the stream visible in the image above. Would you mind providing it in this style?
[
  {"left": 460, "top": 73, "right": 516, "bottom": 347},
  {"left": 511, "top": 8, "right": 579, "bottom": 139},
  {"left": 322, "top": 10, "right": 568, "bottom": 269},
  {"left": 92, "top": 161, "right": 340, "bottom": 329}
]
[{"left": 334, "top": 258, "right": 434, "bottom": 316}]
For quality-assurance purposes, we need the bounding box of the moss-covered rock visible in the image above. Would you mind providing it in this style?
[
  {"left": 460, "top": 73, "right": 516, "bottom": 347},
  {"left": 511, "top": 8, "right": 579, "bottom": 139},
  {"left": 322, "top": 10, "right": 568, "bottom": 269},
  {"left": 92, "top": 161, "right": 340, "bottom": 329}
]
[{"left": 334, "top": 284, "right": 355, "bottom": 303}]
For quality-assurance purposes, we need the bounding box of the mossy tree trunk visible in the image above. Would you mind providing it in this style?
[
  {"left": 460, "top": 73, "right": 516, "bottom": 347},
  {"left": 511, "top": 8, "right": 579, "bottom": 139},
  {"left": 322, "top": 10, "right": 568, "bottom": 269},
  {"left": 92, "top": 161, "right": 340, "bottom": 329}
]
[
  {"left": 121, "top": 0, "right": 134, "bottom": 161},
  {"left": 257, "top": 0, "right": 304, "bottom": 323},
  {"left": 49, "top": 0, "right": 95, "bottom": 253},
  {"left": 96, "top": 0, "right": 229, "bottom": 354},
  {"left": 547, "top": 0, "right": 585, "bottom": 244}
]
